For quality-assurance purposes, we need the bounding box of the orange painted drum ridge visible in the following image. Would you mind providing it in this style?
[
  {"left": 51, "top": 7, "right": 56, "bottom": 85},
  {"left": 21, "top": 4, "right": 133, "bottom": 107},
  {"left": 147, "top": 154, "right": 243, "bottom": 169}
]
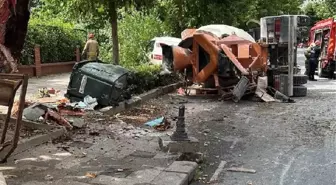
[
  {"left": 172, "top": 46, "right": 192, "bottom": 71},
  {"left": 193, "top": 33, "right": 220, "bottom": 83},
  {"left": 181, "top": 29, "right": 197, "bottom": 40},
  {"left": 220, "top": 44, "right": 249, "bottom": 75}
]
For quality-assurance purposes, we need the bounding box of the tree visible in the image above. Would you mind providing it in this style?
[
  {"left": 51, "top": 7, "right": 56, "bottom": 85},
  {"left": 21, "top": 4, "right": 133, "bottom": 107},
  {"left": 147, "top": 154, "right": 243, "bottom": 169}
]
[
  {"left": 5, "top": 0, "right": 31, "bottom": 60},
  {"left": 325, "top": 0, "right": 336, "bottom": 16},
  {"left": 38, "top": 0, "right": 155, "bottom": 64},
  {"left": 302, "top": 1, "right": 333, "bottom": 26}
]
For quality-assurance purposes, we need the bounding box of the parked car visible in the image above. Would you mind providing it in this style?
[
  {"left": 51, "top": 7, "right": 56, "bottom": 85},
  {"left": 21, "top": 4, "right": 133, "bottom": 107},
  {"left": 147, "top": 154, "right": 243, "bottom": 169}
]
[{"left": 147, "top": 37, "right": 182, "bottom": 65}]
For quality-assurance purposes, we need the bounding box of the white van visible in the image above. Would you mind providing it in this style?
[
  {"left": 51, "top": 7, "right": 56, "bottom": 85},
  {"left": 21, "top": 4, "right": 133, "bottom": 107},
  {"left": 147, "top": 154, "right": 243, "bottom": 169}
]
[{"left": 147, "top": 37, "right": 182, "bottom": 65}]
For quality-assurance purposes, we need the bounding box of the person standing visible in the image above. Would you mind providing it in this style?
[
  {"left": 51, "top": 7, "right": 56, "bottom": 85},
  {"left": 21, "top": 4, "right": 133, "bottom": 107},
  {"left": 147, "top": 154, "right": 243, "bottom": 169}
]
[
  {"left": 82, "top": 33, "right": 99, "bottom": 60},
  {"left": 304, "top": 42, "right": 315, "bottom": 76},
  {"left": 308, "top": 40, "right": 321, "bottom": 81}
]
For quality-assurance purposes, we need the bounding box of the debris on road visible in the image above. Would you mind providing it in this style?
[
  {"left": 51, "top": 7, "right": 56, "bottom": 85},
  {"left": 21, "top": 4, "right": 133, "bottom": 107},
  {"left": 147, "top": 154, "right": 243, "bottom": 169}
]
[
  {"left": 23, "top": 103, "right": 47, "bottom": 121},
  {"left": 11, "top": 101, "right": 32, "bottom": 118},
  {"left": 44, "top": 174, "right": 53, "bottom": 181},
  {"left": 145, "top": 117, "right": 171, "bottom": 131},
  {"left": 85, "top": 172, "right": 97, "bottom": 179},
  {"left": 232, "top": 76, "right": 250, "bottom": 103},
  {"left": 44, "top": 108, "right": 73, "bottom": 129},
  {"left": 37, "top": 88, "right": 51, "bottom": 98},
  {"left": 226, "top": 167, "right": 257, "bottom": 174}
]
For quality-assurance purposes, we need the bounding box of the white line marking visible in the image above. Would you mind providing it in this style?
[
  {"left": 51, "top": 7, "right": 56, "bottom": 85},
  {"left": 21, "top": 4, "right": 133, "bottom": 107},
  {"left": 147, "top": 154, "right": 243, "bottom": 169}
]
[
  {"left": 279, "top": 157, "right": 295, "bottom": 185},
  {"left": 209, "top": 161, "right": 227, "bottom": 184}
]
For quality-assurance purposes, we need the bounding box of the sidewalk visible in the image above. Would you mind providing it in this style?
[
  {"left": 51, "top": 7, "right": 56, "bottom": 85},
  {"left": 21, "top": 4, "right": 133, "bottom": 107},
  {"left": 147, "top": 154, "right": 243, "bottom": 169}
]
[
  {"left": 23, "top": 73, "right": 71, "bottom": 101},
  {"left": 1, "top": 96, "right": 198, "bottom": 185},
  {"left": 0, "top": 73, "right": 71, "bottom": 114}
]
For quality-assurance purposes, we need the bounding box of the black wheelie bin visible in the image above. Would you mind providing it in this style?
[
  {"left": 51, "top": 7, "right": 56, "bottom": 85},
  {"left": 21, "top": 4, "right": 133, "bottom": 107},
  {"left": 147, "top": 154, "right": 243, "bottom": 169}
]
[{"left": 65, "top": 60, "right": 130, "bottom": 106}]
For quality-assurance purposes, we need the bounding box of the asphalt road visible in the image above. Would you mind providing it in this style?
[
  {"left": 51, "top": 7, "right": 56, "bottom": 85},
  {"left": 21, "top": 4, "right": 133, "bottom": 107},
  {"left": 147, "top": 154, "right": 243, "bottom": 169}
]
[{"left": 187, "top": 48, "right": 336, "bottom": 185}]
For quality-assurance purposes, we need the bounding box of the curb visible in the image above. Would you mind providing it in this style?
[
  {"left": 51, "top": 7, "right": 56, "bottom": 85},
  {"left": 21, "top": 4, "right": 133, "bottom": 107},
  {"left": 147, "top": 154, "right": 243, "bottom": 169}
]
[
  {"left": 13, "top": 127, "right": 67, "bottom": 156},
  {"left": 0, "top": 115, "right": 67, "bottom": 159},
  {"left": 90, "top": 160, "right": 198, "bottom": 185},
  {"left": 0, "top": 127, "right": 67, "bottom": 160},
  {"left": 151, "top": 161, "right": 198, "bottom": 185},
  {"left": 0, "top": 127, "right": 68, "bottom": 161},
  {"left": 101, "top": 82, "right": 183, "bottom": 116}
]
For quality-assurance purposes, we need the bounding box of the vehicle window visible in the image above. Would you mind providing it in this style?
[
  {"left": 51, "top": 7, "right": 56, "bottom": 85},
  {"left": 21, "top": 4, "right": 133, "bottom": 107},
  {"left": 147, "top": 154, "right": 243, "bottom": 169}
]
[
  {"left": 314, "top": 31, "right": 322, "bottom": 42},
  {"left": 146, "top": 40, "right": 155, "bottom": 52},
  {"left": 321, "top": 29, "right": 330, "bottom": 57}
]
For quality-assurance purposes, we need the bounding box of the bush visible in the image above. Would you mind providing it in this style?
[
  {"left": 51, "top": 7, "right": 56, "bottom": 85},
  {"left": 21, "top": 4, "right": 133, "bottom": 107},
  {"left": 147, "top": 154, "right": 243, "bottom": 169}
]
[
  {"left": 127, "top": 64, "right": 181, "bottom": 95},
  {"left": 21, "top": 17, "right": 86, "bottom": 65}
]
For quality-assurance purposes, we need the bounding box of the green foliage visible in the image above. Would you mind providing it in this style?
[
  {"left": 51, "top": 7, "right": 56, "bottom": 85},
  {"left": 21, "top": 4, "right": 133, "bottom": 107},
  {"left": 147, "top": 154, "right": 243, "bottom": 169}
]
[
  {"left": 96, "top": 9, "right": 171, "bottom": 65},
  {"left": 118, "top": 10, "right": 171, "bottom": 67},
  {"left": 127, "top": 64, "right": 181, "bottom": 95},
  {"left": 21, "top": 17, "right": 86, "bottom": 65},
  {"left": 155, "top": 0, "right": 303, "bottom": 36},
  {"left": 302, "top": 2, "right": 332, "bottom": 26},
  {"left": 325, "top": 0, "right": 336, "bottom": 18}
]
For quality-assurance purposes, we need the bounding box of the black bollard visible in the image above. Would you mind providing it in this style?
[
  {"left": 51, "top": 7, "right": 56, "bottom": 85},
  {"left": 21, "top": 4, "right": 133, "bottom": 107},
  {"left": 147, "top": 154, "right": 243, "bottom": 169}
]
[{"left": 171, "top": 105, "right": 190, "bottom": 141}]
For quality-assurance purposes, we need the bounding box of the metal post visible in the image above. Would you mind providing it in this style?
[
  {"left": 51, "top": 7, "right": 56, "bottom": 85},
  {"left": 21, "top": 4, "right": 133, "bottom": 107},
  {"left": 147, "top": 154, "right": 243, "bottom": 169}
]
[
  {"left": 287, "top": 16, "right": 294, "bottom": 97},
  {"left": 171, "top": 105, "right": 190, "bottom": 141}
]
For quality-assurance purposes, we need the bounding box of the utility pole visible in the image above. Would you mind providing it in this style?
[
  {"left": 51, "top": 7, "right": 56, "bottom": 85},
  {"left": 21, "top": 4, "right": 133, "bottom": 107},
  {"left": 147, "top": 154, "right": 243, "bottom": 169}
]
[{"left": 287, "top": 15, "right": 296, "bottom": 97}]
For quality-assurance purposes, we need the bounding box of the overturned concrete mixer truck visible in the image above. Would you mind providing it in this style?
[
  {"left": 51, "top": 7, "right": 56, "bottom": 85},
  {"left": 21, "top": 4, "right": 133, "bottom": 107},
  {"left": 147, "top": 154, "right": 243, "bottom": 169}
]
[{"left": 161, "top": 15, "right": 310, "bottom": 98}]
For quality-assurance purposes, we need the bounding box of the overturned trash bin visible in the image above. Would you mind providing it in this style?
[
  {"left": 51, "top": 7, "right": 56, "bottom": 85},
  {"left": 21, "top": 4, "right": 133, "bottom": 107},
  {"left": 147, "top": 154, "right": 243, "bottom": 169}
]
[{"left": 65, "top": 60, "right": 130, "bottom": 107}]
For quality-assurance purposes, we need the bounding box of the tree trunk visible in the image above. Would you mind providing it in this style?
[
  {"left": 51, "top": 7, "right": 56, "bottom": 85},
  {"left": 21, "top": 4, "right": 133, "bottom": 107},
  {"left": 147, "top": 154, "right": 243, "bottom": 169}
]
[
  {"left": 5, "top": 0, "right": 31, "bottom": 60},
  {"left": 109, "top": 1, "right": 119, "bottom": 65}
]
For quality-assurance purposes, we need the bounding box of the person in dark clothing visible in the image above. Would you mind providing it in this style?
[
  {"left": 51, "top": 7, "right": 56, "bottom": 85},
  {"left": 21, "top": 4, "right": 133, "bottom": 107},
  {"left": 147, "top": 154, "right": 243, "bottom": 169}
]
[
  {"left": 304, "top": 44, "right": 312, "bottom": 76},
  {"left": 308, "top": 40, "right": 321, "bottom": 81}
]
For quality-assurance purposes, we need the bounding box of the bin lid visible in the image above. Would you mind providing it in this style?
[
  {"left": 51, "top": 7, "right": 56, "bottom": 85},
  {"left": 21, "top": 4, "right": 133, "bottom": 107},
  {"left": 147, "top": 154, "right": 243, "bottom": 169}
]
[{"left": 80, "top": 62, "right": 129, "bottom": 84}]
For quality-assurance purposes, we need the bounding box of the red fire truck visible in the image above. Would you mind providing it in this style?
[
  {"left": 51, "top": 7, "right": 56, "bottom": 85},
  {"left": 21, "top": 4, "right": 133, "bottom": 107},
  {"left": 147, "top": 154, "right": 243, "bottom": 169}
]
[{"left": 309, "top": 18, "right": 336, "bottom": 78}]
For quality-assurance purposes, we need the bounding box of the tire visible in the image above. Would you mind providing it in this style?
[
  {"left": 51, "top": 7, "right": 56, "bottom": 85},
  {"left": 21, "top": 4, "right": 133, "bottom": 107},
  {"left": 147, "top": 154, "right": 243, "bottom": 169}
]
[
  {"left": 280, "top": 74, "right": 308, "bottom": 85},
  {"left": 293, "top": 85, "right": 307, "bottom": 97},
  {"left": 328, "top": 70, "right": 335, "bottom": 79},
  {"left": 293, "top": 75, "right": 308, "bottom": 85}
]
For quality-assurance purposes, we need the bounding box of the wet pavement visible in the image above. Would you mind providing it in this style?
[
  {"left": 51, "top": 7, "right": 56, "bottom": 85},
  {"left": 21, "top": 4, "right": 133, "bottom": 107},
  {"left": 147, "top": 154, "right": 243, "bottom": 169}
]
[{"left": 187, "top": 48, "right": 336, "bottom": 184}]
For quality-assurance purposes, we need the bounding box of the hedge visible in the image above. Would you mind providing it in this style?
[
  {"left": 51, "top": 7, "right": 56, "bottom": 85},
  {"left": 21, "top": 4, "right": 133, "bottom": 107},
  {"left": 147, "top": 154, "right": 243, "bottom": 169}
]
[
  {"left": 20, "top": 18, "right": 86, "bottom": 65},
  {"left": 127, "top": 64, "right": 181, "bottom": 95}
]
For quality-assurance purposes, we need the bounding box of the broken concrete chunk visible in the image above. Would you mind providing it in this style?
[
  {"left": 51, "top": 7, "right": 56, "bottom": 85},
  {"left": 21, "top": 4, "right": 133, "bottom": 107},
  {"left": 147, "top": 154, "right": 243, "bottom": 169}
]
[
  {"left": 70, "top": 118, "right": 86, "bottom": 128},
  {"left": 226, "top": 167, "right": 256, "bottom": 174},
  {"left": 44, "top": 174, "right": 53, "bottom": 181},
  {"left": 23, "top": 103, "right": 47, "bottom": 121}
]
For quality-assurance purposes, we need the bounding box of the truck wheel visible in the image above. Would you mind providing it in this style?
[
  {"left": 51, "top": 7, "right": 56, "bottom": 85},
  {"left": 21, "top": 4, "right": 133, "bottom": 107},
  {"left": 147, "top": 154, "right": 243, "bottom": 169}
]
[
  {"left": 318, "top": 61, "right": 328, "bottom": 78},
  {"left": 328, "top": 70, "right": 334, "bottom": 79},
  {"left": 293, "top": 75, "right": 308, "bottom": 85},
  {"left": 280, "top": 74, "right": 308, "bottom": 85},
  {"left": 293, "top": 85, "right": 307, "bottom": 97}
]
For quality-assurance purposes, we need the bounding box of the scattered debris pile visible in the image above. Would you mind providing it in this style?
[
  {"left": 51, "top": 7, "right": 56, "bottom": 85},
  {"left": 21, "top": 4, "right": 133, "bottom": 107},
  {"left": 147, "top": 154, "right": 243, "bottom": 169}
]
[{"left": 16, "top": 92, "right": 99, "bottom": 130}]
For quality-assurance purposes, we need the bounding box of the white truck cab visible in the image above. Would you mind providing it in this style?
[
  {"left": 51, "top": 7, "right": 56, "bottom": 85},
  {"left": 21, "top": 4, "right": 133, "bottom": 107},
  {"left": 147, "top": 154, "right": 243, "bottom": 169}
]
[{"left": 147, "top": 37, "right": 182, "bottom": 65}]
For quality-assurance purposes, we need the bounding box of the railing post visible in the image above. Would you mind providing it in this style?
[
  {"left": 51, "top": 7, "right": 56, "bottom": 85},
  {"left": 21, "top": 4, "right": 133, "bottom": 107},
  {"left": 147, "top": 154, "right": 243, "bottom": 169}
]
[{"left": 34, "top": 45, "right": 42, "bottom": 77}]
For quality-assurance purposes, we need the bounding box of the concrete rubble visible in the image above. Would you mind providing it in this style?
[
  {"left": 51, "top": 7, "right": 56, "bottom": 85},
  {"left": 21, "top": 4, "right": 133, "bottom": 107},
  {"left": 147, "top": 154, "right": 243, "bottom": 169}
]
[{"left": 0, "top": 74, "right": 200, "bottom": 185}]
